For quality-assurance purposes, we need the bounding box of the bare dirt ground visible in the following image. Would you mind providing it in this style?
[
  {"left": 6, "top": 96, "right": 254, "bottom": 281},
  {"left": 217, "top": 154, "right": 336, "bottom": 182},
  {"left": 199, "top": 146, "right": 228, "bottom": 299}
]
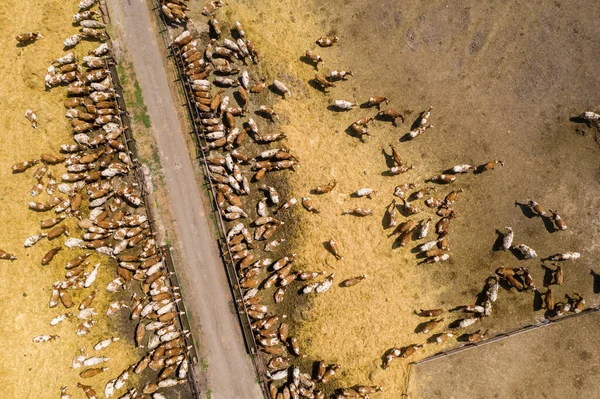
[
  {"left": 107, "top": 0, "right": 262, "bottom": 397},
  {"left": 408, "top": 310, "right": 600, "bottom": 399},
  {"left": 184, "top": 0, "right": 600, "bottom": 397}
]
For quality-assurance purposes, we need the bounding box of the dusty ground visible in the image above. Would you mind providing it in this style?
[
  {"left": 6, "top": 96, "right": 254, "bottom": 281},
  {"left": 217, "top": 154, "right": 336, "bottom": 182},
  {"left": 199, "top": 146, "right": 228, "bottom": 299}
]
[
  {"left": 0, "top": 1, "right": 144, "bottom": 398},
  {"left": 408, "top": 310, "right": 600, "bottom": 399},
  {"left": 182, "top": 0, "right": 600, "bottom": 397}
]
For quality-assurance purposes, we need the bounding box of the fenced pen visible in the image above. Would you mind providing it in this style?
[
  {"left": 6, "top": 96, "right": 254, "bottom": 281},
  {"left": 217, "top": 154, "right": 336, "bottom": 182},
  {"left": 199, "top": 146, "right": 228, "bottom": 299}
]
[
  {"left": 147, "top": 2, "right": 275, "bottom": 398},
  {"left": 107, "top": 3, "right": 600, "bottom": 399},
  {"left": 100, "top": 4, "right": 201, "bottom": 396},
  {"left": 403, "top": 305, "right": 600, "bottom": 397}
]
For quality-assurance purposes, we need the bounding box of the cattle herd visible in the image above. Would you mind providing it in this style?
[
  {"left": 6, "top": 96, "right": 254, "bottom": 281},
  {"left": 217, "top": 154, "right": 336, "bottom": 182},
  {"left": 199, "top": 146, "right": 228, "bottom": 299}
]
[
  {"left": 9, "top": 1, "right": 193, "bottom": 398},
  {"left": 5, "top": 0, "right": 595, "bottom": 398},
  {"left": 163, "top": 1, "right": 596, "bottom": 398}
]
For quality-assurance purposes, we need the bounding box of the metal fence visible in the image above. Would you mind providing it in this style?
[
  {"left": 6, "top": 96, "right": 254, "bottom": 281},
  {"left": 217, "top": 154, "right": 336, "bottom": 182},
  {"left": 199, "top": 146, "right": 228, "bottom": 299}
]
[
  {"left": 414, "top": 305, "right": 600, "bottom": 365},
  {"left": 403, "top": 306, "right": 600, "bottom": 397},
  {"left": 148, "top": 3, "right": 273, "bottom": 398},
  {"left": 100, "top": 4, "right": 201, "bottom": 394},
  {"left": 107, "top": 59, "right": 202, "bottom": 399}
]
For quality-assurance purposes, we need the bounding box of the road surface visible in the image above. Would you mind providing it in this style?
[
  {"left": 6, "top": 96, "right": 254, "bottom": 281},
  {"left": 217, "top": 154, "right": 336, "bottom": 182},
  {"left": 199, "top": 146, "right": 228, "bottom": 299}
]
[{"left": 106, "top": 0, "right": 262, "bottom": 398}]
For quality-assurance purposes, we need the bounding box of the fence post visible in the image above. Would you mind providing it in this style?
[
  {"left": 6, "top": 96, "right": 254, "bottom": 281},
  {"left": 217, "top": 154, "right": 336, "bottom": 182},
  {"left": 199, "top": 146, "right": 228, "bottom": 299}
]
[
  {"left": 148, "top": 3, "right": 273, "bottom": 398},
  {"left": 105, "top": 55, "right": 201, "bottom": 398}
]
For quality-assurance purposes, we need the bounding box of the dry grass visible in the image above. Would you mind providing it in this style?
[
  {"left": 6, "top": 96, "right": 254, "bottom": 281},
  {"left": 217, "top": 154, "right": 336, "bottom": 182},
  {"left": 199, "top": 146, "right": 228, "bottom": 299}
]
[
  {"left": 192, "top": 0, "right": 600, "bottom": 397},
  {"left": 0, "top": 1, "right": 157, "bottom": 397}
]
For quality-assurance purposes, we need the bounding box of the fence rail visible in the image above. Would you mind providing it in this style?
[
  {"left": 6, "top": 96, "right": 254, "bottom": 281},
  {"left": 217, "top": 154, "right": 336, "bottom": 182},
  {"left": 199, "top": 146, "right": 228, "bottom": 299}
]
[
  {"left": 104, "top": 42, "right": 201, "bottom": 399},
  {"left": 403, "top": 306, "right": 600, "bottom": 397},
  {"left": 148, "top": 4, "right": 273, "bottom": 398},
  {"left": 413, "top": 305, "right": 600, "bottom": 366}
]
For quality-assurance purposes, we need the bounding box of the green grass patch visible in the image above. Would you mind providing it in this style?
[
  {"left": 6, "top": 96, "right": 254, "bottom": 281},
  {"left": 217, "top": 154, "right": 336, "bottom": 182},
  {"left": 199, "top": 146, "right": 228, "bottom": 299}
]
[
  {"left": 206, "top": 390, "right": 212, "bottom": 399},
  {"left": 117, "top": 61, "right": 151, "bottom": 129},
  {"left": 133, "top": 79, "right": 152, "bottom": 129},
  {"left": 116, "top": 63, "right": 128, "bottom": 86},
  {"left": 198, "top": 357, "right": 209, "bottom": 371}
]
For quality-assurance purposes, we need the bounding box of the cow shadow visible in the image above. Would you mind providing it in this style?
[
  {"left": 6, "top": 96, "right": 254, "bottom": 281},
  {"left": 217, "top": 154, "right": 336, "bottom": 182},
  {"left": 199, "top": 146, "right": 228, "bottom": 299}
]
[
  {"left": 344, "top": 125, "right": 368, "bottom": 142},
  {"left": 360, "top": 101, "right": 379, "bottom": 109},
  {"left": 267, "top": 84, "right": 286, "bottom": 98},
  {"left": 232, "top": 90, "right": 246, "bottom": 108},
  {"left": 533, "top": 289, "right": 544, "bottom": 311},
  {"left": 327, "top": 105, "right": 353, "bottom": 113},
  {"left": 543, "top": 309, "right": 554, "bottom": 319},
  {"left": 509, "top": 247, "right": 526, "bottom": 260},
  {"left": 542, "top": 217, "right": 556, "bottom": 233},
  {"left": 591, "top": 269, "right": 600, "bottom": 294},
  {"left": 391, "top": 237, "right": 404, "bottom": 250},
  {"left": 541, "top": 264, "right": 554, "bottom": 287},
  {"left": 409, "top": 111, "right": 425, "bottom": 131},
  {"left": 381, "top": 207, "right": 391, "bottom": 230},
  {"left": 208, "top": 25, "right": 221, "bottom": 39},
  {"left": 569, "top": 115, "right": 597, "bottom": 128},
  {"left": 475, "top": 280, "right": 492, "bottom": 305},
  {"left": 411, "top": 244, "right": 425, "bottom": 256},
  {"left": 253, "top": 109, "right": 274, "bottom": 121},
  {"left": 413, "top": 321, "right": 430, "bottom": 334},
  {"left": 311, "top": 361, "right": 322, "bottom": 380},
  {"left": 321, "top": 240, "right": 338, "bottom": 259},
  {"left": 492, "top": 229, "right": 506, "bottom": 251},
  {"left": 448, "top": 319, "right": 466, "bottom": 329},
  {"left": 16, "top": 40, "right": 39, "bottom": 48},
  {"left": 397, "top": 205, "right": 413, "bottom": 218},
  {"left": 399, "top": 133, "right": 413, "bottom": 142},
  {"left": 308, "top": 79, "right": 329, "bottom": 93},
  {"left": 381, "top": 170, "right": 398, "bottom": 177},
  {"left": 427, "top": 334, "right": 443, "bottom": 344},
  {"left": 473, "top": 164, "right": 489, "bottom": 175},
  {"left": 497, "top": 277, "right": 513, "bottom": 292},
  {"left": 514, "top": 201, "right": 536, "bottom": 218},
  {"left": 299, "top": 55, "right": 319, "bottom": 70},
  {"left": 374, "top": 113, "right": 401, "bottom": 127},
  {"left": 456, "top": 334, "right": 472, "bottom": 343},
  {"left": 381, "top": 147, "right": 395, "bottom": 168},
  {"left": 541, "top": 254, "right": 560, "bottom": 262},
  {"left": 230, "top": 28, "right": 242, "bottom": 41}
]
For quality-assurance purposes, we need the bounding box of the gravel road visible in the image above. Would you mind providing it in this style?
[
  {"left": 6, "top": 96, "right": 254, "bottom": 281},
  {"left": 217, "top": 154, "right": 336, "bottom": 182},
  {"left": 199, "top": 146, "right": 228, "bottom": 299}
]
[{"left": 106, "top": 0, "right": 262, "bottom": 397}]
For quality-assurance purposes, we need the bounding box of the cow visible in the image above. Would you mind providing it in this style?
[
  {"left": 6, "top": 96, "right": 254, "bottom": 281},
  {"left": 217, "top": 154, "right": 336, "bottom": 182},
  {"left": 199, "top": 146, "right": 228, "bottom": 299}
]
[
  {"left": 548, "top": 209, "right": 567, "bottom": 231},
  {"left": 340, "top": 274, "right": 368, "bottom": 287},
  {"left": 41, "top": 247, "right": 62, "bottom": 265},
  {"left": 64, "top": 34, "right": 82, "bottom": 48},
  {"left": 25, "top": 109, "right": 38, "bottom": 129},
  {"left": 273, "top": 80, "right": 291, "bottom": 98},
  {"left": 32, "top": 334, "right": 59, "bottom": 343},
  {"left": 12, "top": 159, "right": 39, "bottom": 173},
  {"left": 316, "top": 36, "right": 339, "bottom": 47},
  {"left": 16, "top": 32, "right": 44, "bottom": 43},
  {"left": 479, "top": 159, "right": 505, "bottom": 172},
  {"left": 421, "top": 318, "right": 444, "bottom": 334},
  {"left": 377, "top": 109, "right": 405, "bottom": 124}
]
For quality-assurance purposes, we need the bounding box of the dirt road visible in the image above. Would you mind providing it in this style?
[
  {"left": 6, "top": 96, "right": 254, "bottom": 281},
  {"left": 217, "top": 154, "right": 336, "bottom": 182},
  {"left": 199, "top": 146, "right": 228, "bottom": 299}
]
[{"left": 106, "top": 0, "right": 262, "bottom": 398}]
